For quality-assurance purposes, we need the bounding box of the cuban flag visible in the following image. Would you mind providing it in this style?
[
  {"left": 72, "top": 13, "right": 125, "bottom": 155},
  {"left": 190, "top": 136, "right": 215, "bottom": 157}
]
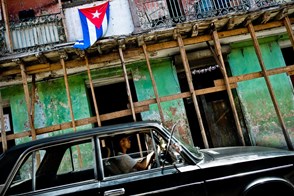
[{"left": 74, "top": 1, "right": 110, "bottom": 50}]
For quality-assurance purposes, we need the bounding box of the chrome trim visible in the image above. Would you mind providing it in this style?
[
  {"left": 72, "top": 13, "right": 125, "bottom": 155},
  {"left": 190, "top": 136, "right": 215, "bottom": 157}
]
[
  {"left": 244, "top": 176, "right": 294, "bottom": 193},
  {"left": 104, "top": 188, "right": 125, "bottom": 196},
  {"left": 206, "top": 164, "right": 293, "bottom": 182},
  {"left": 135, "top": 181, "right": 204, "bottom": 196}
]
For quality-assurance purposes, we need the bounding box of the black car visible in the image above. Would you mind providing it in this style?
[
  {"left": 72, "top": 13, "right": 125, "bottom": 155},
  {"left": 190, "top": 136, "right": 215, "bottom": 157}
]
[{"left": 1, "top": 121, "right": 294, "bottom": 195}]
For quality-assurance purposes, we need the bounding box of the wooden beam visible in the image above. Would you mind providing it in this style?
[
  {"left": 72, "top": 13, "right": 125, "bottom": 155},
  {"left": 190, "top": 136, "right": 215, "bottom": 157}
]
[
  {"left": 260, "top": 11, "right": 271, "bottom": 24},
  {"left": 0, "top": 92, "right": 7, "bottom": 152},
  {"left": 31, "top": 74, "right": 36, "bottom": 135},
  {"left": 176, "top": 31, "right": 209, "bottom": 148},
  {"left": 284, "top": 16, "right": 294, "bottom": 51},
  {"left": 118, "top": 40, "right": 144, "bottom": 157},
  {"left": 118, "top": 42, "right": 137, "bottom": 122},
  {"left": 275, "top": 8, "right": 288, "bottom": 21},
  {"left": 210, "top": 27, "right": 245, "bottom": 146},
  {"left": 142, "top": 43, "right": 165, "bottom": 123},
  {"left": 248, "top": 22, "right": 294, "bottom": 151},
  {"left": 214, "top": 63, "right": 294, "bottom": 86},
  {"left": 85, "top": 56, "right": 101, "bottom": 127},
  {"left": 226, "top": 17, "right": 236, "bottom": 30},
  {"left": 133, "top": 83, "right": 237, "bottom": 108},
  {"left": 60, "top": 55, "right": 76, "bottom": 132},
  {"left": 20, "top": 62, "right": 37, "bottom": 140},
  {"left": 60, "top": 53, "right": 83, "bottom": 167}
]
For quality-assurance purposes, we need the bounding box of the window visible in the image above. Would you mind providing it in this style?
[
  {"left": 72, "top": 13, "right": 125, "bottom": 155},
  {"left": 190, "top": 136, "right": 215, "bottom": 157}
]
[
  {"left": 8, "top": 150, "right": 46, "bottom": 194},
  {"left": 101, "top": 128, "right": 184, "bottom": 177},
  {"left": 7, "top": 139, "right": 96, "bottom": 195}
]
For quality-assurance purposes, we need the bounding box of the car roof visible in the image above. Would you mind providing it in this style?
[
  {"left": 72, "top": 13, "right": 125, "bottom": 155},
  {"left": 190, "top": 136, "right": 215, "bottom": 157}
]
[{"left": 0, "top": 121, "right": 164, "bottom": 184}]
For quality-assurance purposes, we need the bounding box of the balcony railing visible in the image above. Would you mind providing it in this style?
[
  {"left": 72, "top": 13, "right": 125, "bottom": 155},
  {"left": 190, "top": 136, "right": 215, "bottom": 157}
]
[
  {"left": 0, "top": 22, "right": 7, "bottom": 54},
  {"left": 8, "top": 13, "right": 66, "bottom": 53},
  {"left": 134, "top": 0, "right": 290, "bottom": 30}
]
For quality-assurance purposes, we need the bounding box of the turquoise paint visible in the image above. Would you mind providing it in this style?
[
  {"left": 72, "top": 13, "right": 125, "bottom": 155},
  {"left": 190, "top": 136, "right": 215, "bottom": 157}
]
[
  {"left": 1, "top": 75, "right": 92, "bottom": 144},
  {"left": 131, "top": 59, "right": 193, "bottom": 145},
  {"left": 228, "top": 41, "right": 294, "bottom": 149}
]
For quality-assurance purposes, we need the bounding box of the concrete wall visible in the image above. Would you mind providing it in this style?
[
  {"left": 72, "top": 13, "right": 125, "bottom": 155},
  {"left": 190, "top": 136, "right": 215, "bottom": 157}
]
[
  {"left": 228, "top": 41, "right": 294, "bottom": 149},
  {"left": 131, "top": 59, "right": 194, "bottom": 145},
  {"left": 6, "top": 0, "right": 59, "bottom": 20},
  {"left": 1, "top": 75, "right": 92, "bottom": 144}
]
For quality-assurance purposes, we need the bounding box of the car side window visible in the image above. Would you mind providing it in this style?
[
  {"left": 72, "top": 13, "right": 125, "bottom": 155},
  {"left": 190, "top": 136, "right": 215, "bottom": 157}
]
[
  {"left": 7, "top": 150, "right": 46, "bottom": 194},
  {"left": 57, "top": 142, "right": 94, "bottom": 174},
  {"left": 101, "top": 129, "right": 184, "bottom": 177},
  {"left": 7, "top": 139, "right": 96, "bottom": 195}
]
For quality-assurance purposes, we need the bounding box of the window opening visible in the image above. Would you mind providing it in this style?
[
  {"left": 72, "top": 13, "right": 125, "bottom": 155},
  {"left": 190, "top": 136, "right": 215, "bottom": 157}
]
[
  {"left": 8, "top": 139, "right": 95, "bottom": 195},
  {"left": 100, "top": 129, "right": 184, "bottom": 178}
]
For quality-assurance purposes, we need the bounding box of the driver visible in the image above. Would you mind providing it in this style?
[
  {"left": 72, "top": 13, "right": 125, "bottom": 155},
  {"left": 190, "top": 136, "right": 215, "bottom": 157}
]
[{"left": 115, "top": 135, "right": 155, "bottom": 173}]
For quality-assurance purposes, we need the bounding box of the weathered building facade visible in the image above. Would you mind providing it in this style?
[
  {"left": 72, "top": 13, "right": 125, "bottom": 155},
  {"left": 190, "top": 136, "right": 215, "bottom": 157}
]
[{"left": 1, "top": 0, "right": 294, "bottom": 154}]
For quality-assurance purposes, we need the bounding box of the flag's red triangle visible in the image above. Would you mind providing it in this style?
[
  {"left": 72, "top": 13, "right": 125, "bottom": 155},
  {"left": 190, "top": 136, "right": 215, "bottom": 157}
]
[{"left": 79, "top": 1, "right": 109, "bottom": 29}]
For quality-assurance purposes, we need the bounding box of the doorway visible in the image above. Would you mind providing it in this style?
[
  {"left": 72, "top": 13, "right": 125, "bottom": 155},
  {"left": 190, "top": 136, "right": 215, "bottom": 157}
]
[{"left": 178, "top": 63, "right": 241, "bottom": 148}]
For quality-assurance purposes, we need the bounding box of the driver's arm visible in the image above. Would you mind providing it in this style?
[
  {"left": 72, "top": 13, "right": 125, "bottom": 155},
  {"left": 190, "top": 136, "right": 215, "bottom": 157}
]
[{"left": 134, "top": 151, "right": 155, "bottom": 170}]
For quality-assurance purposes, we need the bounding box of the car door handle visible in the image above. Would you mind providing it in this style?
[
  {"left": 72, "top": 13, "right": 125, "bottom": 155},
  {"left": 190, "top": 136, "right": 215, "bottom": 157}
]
[{"left": 104, "top": 188, "right": 125, "bottom": 196}]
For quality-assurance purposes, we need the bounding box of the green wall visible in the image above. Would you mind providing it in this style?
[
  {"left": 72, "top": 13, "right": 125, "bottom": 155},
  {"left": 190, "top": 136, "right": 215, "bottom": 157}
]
[
  {"left": 131, "top": 59, "right": 193, "bottom": 145},
  {"left": 1, "top": 75, "right": 92, "bottom": 144},
  {"left": 228, "top": 41, "right": 294, "bottom": 149},
  {"left": 1, "top": 59, "right": 193, "bottom": 146}
]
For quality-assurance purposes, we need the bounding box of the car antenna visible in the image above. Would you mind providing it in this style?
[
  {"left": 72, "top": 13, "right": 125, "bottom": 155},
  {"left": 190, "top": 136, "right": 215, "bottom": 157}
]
[{"left": 161, "top": 121, "right": 179, "bottom": 174}]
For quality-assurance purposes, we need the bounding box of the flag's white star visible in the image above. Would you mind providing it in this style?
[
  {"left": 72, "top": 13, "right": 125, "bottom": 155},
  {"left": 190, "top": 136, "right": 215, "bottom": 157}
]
[{"left": 92, "top": 10, "right": 101, "bottom": 19}]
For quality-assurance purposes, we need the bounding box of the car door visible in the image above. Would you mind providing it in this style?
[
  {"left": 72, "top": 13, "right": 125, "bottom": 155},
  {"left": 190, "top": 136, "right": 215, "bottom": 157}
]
[
  {"left": 97, "top": 129, "right": 206, "bottom": 196},
  {"left": 5, "top": 138, "right": 101, "bottom": 196}
]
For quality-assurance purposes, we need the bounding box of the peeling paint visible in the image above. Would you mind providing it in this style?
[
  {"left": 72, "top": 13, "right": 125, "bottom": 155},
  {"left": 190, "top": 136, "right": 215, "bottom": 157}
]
[
  {"left": 132, "top": 59, "right": 194, "bottom": 146},
  {"left": 229, "top": 41, "right": 294, "bottom": 149}
]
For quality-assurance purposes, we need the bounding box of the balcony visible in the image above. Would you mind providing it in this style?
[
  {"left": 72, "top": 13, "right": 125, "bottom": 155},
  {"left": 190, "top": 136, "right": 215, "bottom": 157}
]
[
  {"left": 133, "top": 0, "right": 291, "bottom": 30},
  {"left": 0, "top": 0, "right": 292, "bottom": 54},
  {"left": 0, "top": 13, "right": 66, "bottom": 54}
]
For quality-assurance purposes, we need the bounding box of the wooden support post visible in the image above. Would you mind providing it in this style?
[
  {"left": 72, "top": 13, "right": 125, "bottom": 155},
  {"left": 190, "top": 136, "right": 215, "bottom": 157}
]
[
  {"left": 86, "top": 56, "right": 102, "bottom": 127},
  {"left": 20, "top": 63, "right": 37, "bottom": 140},
  {"left": 60, "top": 57, "right": 76, "bottom": 131},
  {"left": 176, "top": 32, "right": 209, "bottom": 148},
  {"left": 248, "top": 23, "right": 294, "bottom": 151},
  {"left": 142, "top": 43, "right": 165, "bottom": 123},
  {"left": 31, "top": 75, "right": 36, "bottom": 131},
  {"left": 1, "top": 0, "right": 13, "bottom": 52},
  {"left": 284, "top": 16, "right": 294, "bottom": 51},
  {"left": 0, "top": 92, "right": 7, "bottom": 152},
  {"left": 31, "top": 75, "right": 40, "bottom": 165},
  {"left": 210, "top": 29, "right": 246, "bottom": 146},
  {"left": 118, "top": 41, "right": 143, "bottom": 156},
  {"left": 118, "top": 44, "right": 136, "bottom": 122},
  {"left": 60, "top": 55, "right": 83, "bottom": 166}
]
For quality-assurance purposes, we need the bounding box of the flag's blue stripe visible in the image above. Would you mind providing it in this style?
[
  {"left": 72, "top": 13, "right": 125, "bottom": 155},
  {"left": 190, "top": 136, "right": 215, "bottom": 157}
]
[
  {"left": 74, "top": 10, "right": 91, "bottom": 49},
  {"left": 96, "top": 26, "right": 103, "bottom": 40},
  {"left": 74, "top": 3, "right": 110, "bottom": 50},
  {"left": 106, "top": 5, "right": 110, "bottom": 23}
]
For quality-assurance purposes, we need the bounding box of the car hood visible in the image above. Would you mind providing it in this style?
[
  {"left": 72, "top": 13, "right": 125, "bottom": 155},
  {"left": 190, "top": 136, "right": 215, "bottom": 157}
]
[{"left": 198, "top": 146, "right": 294, "bottom": 168}]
